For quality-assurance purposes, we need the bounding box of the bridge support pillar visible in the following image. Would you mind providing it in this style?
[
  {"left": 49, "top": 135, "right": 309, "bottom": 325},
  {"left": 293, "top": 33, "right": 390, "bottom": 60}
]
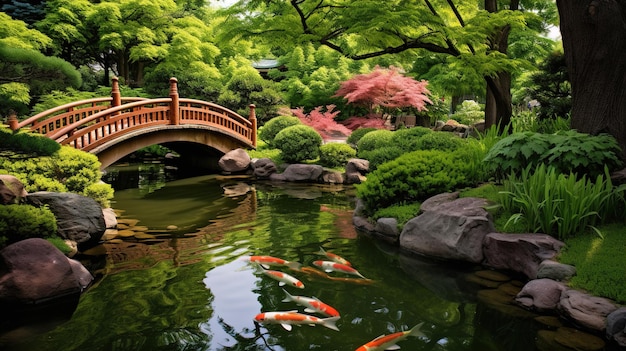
[
  {"left": 169, "top": 78, "right": 180, "bottom": 125},
  {"left": 249, "top": 104, "right": 257, "bottom": 147},
  {"left": 7, "top": 113, "right": 18, "bottom": 131}
]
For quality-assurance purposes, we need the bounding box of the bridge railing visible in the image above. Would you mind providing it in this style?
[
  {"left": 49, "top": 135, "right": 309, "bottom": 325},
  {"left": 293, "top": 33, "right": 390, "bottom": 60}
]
[{"left": 6, "top": 77, "right": 257, "bottom": 150}]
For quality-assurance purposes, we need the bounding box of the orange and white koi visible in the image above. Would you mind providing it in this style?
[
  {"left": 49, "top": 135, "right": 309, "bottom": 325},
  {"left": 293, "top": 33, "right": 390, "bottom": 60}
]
[
  {"left": 355, "top": 323, "right": 425, "bottom": 351},
  {"left": 316, "top": 247, "right": 352, "bottom": 266},
  {"left": 256, "top": 265, "right": 304, "bottom": 289},
  {"left": 282, "top": 289, "right": 340, "bottom": 317},
  {"left": 248, "top": 255, "right": 301, "bottom": 270},
  {"left": 312, "top": 260, "right": 367, "bottom": 279},
  {"left": 254, "top": 311, "right": 340, "bottom": 331}
]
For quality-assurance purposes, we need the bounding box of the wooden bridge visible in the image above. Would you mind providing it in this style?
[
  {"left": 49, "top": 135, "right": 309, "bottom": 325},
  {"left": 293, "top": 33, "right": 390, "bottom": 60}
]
[{"left": 6, "top": 77, "right": 257, "bottom": 169}]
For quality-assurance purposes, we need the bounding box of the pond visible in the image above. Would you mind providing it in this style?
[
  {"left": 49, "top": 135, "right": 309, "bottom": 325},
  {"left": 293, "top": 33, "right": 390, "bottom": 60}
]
[{"left": 0, "top": 165, "right": 605, "bottom": 351}]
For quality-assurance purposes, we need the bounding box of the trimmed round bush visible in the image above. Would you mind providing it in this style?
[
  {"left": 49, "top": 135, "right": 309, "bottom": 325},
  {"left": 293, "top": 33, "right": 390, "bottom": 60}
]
[
  {"left": 415, "top": 132, "right": 464, "bottom": 151},
  {"left": 319, "top": 143, "right": 357, "bottom": 168},
  {"left": 346, "top": 127, "right": 377, "bottom": 147},
  {"left": 356, "top": 150, "right": 472, "bottom": 213},
  {"left": 259, "top": 116, "right": 302, "bottom": 147},
  {"left": 274, "top": 125, "right": 323, "bottom": 163},
  {"left": 356, "top": 129, "right": 394, "bottom": 156},
  {"left": 391, "top": 126, "right": 433, "bottom": 151},
  {"left": 358, "top": 146, "right": 404, "bottom": 171},
  {"left": 0, "top": 204, "right": 57, "bottom": 248}
]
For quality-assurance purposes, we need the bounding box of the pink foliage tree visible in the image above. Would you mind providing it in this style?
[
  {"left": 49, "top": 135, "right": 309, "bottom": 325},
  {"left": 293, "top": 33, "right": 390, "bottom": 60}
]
[
  {"left": 290, "top": 105, "right": 352, "bottom": 141},
  {"left": 334, "top": 66, "right": 433, "bottom": 122}
]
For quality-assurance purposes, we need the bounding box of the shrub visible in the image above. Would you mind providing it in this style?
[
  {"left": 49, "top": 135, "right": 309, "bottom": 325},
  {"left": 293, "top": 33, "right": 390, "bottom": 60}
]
[
  {"left": 358, "top": 146, "right": 404, "bottom": 171},
  {"left": 415, "top": 132, "right": 464, "bottom": 151},
  {"left": 450, "top": 100, "right": 484, "bottom": 125},
  {"left": 0, "top": 204, "right": 57, "bottom": 247},
  {"left": 83, "top": 182, "right": 115, "bottom": 208},
  {"left": 0, "top": 126, "right": 61, "bottom": 156},
  {"left": 258, "top": 116, "right": 302, "bottom": 147},
  {"left": 319, "top": 143, "right": 356, "bottom": 168},
  {"left": 346, "top": 127, "right": 377, "bottom": 147},
  {"left": 372, "top": 202, "right": 421, "bottom": 230},
  {"left": 391, "top": 126, "right": 433, "bottom": 151},
  {"left": 274, "top": 125, "right": 323, "bottom": 163},
  {"left": 356, "top": 129, "right": 394, "bottom": 155},
  {"left": 499, "top": 164, "right": 626, "bottom": 239},
  {"left": 356, "top": 150, "right": 472, "bottom": 213},
  {"left": 483, "top": 130, "right": 623, "bottom": 180}
]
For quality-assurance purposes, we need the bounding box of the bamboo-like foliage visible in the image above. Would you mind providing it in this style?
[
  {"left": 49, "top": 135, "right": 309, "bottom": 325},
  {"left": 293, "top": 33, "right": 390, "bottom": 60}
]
[{"left": 499, "top": 164, "right": 626, "bottom": 239}]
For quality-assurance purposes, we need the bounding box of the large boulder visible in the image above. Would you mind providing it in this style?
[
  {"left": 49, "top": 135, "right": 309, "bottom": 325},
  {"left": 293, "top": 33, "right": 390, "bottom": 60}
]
[
  {"left": 515, "top": 278, "right": 567, "bottom": 312},
  {"left": 606, "top": 307, "right": 626, "bottom": 347},
  {"left": 0, "top": 238, "right": 93, "bottom": 304},
  {"left": 399, "top": 197, "right": 494, "bottom": 263},
  {"left": 218, "top": 148, "right": 251, "bottom": 173},
  {"left": 344, "top": 158, "right": 369, "bottom": 184},
  {"left": 558, "top": 289, "right": 618, "bottom": 332},
  {"left": 251, "top": 158, "right": 278, "bottom": 178},
  {"left": 280, "top": 164, "right": 324, "bottom": 182},
  {"left": 482, "top": 233, "right": 564, "bottom": 279},
  {"left": 26, "top": 192, "right": 106, "bottom": 249}
]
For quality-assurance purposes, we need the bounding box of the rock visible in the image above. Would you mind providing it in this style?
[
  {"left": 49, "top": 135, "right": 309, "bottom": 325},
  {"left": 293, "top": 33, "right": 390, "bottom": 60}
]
[
  {"left": 552, "top": 327, "right": 605, "bottom": 351},
  {"left": 321, "top": 170, "right": 344, "bottom": 184},
  {"left": 558, "top": 289, "right": 618, "bottom": 332},
  {"left": 0, "top": 238, "right": 93, "bottom": 304},
  {"left": 0, "top": 174, "right": 27, "bottom": 204},
  {"left": 515, "top": 278, "right": 567, "bottom": 312},
  {"left": 374, "top": 217, "right": 399, "bottom": 244},
  {"left": 344, "top": 158, "right": 369, "bottom": 184},
  {"left": 482, "top": 233, "right": 564, "bottom": 279},
  {"left": 218, "top": 148, "right": 251, "bottom": 173},
  {"left": 606, "top": 307, "right": 626, "bottom": 346},
  {"left": 252, "top": 158, "right": 277, "bottom": 178},
  {"left": 26, "top": 192, "right": 106, "bottom": 249},
  {"left": 536, "top": 260, "right": 576, "bottom": 281},
  {"left": 0, "top": 179, "right": 16, "bottom": 205},
  {"left": 352, "top": 215, "right": 376, "bottom": 235},
  {"left": 280, "top": 164, "right": 324, "bottom": 182},
  {"left": 399, "top": 197, "right": 495, "bottom": 263},
  {"left": 102, "top": 207, "right": 118, "bottom": 229},
  {"left": 419, "top": 192, "right": 460, "bottom": 212}
]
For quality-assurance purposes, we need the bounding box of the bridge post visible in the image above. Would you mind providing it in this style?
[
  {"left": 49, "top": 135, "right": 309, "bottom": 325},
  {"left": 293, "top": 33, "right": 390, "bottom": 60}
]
[
  {"left": 169, "top": 77, "right": 180, "bottom": 125},
  {"left": 111, "top": 77, "right": 121, "bottom": 108},
  {"left": 7, "top": 112, "right": 18, "bottom": 131},
  {"left": 249, "top": 104, "right": 257, "bottom": 147}
]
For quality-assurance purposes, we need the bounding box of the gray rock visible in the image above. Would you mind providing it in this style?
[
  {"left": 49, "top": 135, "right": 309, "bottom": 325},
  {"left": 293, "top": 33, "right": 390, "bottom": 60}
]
[
  {"left": 482, "top": 233, "right": 564, "bottom": 279},
  {"left": 321, "top": 170, "right": 344, "bottom": 184},
  {"left": 558, "top": 289, "right": 618, "bottom": 332},
  {"left": 218, "top": 148, "right": 251, "bottom": 173},
  {"left": 419, "top": 192, "right": 460, "bottom": 212},
  {"left": 537, "top": 260, "right": 577, "bottom": 281},
  {"left": 374, "top": 217, "right": 400, "bottom": 244},
  {"left": 344, "top": 158, "right": 369, "bottom": 184},
  {"left": 0, "top": 175, "right": 27, "bottom": 204},
  {"left": 26, "top": 191, "right": 106, "bottom": 248},
  {"left": 606, "top": 307, "right": 626, "bottom": 342},
  {"left": 0, "top": 238, "right": 93, "bottom": 303},
  {"left": 515, "top": 278, "right": 566, "bottom": 312},
  {"left": 400, "top": 197, "right": 494, "bottom": 263},
  {"left": 252, "top": 158, "right": 277, "bottom": 178},
  {"left": 281, "top": 164, "right": 324, "bottom": 182},
  {"left": 102, "top": 207, "right": 118, "bottom": 230}
]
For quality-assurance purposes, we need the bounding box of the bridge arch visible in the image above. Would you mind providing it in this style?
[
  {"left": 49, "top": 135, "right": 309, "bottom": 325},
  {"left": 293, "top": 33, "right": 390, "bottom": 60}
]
[{"left": 5, "top": 77, "right": 257, "bottom": 171}]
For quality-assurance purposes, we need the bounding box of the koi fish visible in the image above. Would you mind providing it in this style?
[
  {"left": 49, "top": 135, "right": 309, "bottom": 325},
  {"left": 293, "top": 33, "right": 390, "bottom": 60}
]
[
  {"left": 355, "top": 323, "right": 425, "bottom": 351},
  {"left": 254, "top": 311, "right": 340, "bottom": 331},
  {"left": 282, "top": 289, "right": 340, "bottom": 317},
  {"left": 256, "top": 265, "right": 304, "bottom": 289},
  {"left": 312, "top": 260, "right": 367, "bottom": 279},
  {"left": 316, "top": 247, "right": 352, "bottom": 266},
  {"left": 248, "top": 255, "right": 301, "bottom": 270}
]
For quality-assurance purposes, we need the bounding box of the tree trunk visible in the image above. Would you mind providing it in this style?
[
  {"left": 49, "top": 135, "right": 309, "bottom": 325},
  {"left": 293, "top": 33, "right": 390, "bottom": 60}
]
[{"left": 557, "top": 0, "right": 626, "bottom": 161}]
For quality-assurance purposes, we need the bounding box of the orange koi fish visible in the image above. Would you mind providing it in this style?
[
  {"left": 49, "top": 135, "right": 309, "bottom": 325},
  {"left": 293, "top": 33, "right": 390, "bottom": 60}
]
[
  {"left": 254, "top": 311, "right": 340, "bottom": 331},
  {"left": 256, "top": 265, "right": 304, "bottom": 289},
  {"left": 282, "top": 289, "right": 340, "bottom": 317},
  {"left": 248, "top": 255, "right": 301, "bottom": 270},
  {"left": 316, "top": 247, "right": 352, "bottom": 266},
  {"left": 312, "top": 260, "right": 367, "bottom": 279},
  {"left": 355, "top": 323, "right": 425, "bottom": 351}
]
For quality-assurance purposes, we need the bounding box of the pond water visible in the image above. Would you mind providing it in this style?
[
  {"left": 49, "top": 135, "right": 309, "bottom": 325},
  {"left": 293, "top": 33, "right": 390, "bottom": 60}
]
[{"left": 0, "top": 165, "right": 607, "bottom": 351}]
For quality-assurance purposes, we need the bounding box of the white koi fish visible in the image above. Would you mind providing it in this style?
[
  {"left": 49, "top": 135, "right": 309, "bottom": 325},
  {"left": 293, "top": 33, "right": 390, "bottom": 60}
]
[
  {"left": 355, "top": 323, "right": 425, "bottom": 351},
  {"left": 247, "top": 255, "right": 301, "bottom": 270},
  {"left": 316, "top": 247, "right": 352, "bottom": 266},
  {"left": 312, "top": 260, "right": 367, "bottom": 279},
  {"left": 254, "top": 310, "right": 340, "bottom": 331},
  {"left": 256, "top": 265, "right": 304, "bottom": 289},
  {"left": 282, "top": 289, "right": 340, "bottom": 317}
]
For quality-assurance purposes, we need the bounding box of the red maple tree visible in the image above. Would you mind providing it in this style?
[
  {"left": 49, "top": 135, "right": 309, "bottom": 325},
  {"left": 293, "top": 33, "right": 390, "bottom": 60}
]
[
  {"left": 290, "top": 105, "right": 352, "bottom": 141},
  {"left": 334, "top": 66, "right": 432, "bottom": 117}
]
